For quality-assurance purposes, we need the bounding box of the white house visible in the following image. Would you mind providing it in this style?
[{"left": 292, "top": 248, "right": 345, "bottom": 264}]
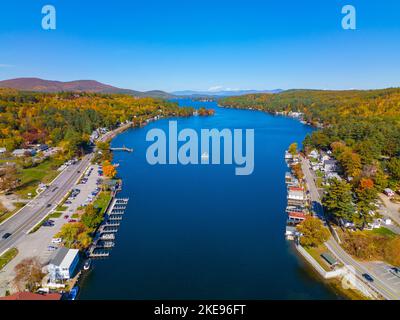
[
  {"left": 48, "top": 248, "right": 79, "bottom": 281},
  {"left": 12, "top": 149, "right": 36, "bottom": 157},
  {"left": 324, "top": 160, "right": 337, "bottom": 173},
  {"left": 309, "top": 149, "right": 319, "bottom": 159}
]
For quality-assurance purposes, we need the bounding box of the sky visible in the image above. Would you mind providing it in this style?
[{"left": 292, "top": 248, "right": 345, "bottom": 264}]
[{"left": 0, "top": 0, "right": 400, "bottom": 92}]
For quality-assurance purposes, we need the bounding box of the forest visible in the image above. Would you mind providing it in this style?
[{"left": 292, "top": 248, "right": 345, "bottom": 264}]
[
  {"left": 0, "top": 88, "right": 193, "bottom": 157},
  {"left": 220, "top": 88, "right": 400, "bottom": 228}
]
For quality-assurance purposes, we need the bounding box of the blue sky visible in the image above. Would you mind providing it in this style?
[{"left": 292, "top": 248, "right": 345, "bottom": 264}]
[{"left": 0, "top": 0, "right": 400, "bottom": 91}]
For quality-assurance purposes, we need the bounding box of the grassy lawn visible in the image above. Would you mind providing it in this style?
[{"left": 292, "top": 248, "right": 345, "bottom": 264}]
[
  {"left": 369, "top": 227, "right": 397, "bottom": 238},
  {"left": 71, "top": 213, "right": 79, "bottom": 219},
  {"left": 0, "top": 248, "right": 18, "bottom": 270},
  {"left": 49, "top": 211, "right": 63, "bottom": 219},
  {"left": 93, "top": 191, "right": 112, "bottom": 216},
  {"left": 305, "top": 243, "right": 337, "bottom": 272},
  {"left": 14, "top": 157, "right": 64, "bottom": 198},
  {"left": 56, "top": 205, "right": 68, "bottom": 212}
]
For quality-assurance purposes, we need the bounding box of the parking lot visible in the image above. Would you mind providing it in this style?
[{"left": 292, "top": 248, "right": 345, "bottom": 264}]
[
  {"left": 0, "top": 164, "right": 103, "bottom": 295},
  {"left": 365, "top": 261, "right": 400, "bottom": 295}
]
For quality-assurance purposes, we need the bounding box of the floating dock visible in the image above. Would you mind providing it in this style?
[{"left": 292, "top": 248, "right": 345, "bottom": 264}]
[{"left": 88, "top": 197, "right": 129, "bottom": 258}]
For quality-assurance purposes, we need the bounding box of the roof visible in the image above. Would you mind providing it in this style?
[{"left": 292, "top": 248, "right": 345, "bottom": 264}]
[
  {"left": 0, "top": 292, "right": 61, "bottom": 300},
  {"left": 50, "top": 247, "right": 69, "bottom": 266},
  {"left": 321, "top": 252, "right": 337, "bottom": 266},
  {"left": 324, "top": 160, "right": 337, "bottom": 165},
  {"left": 288, "top": 212, "right": 306, "bottom": 219},
  {"left": 59, "top": 249, "right": 79, "bottom": 269},
  {"left": 289, "top": 187, "right": 303, "bottom": 192}
]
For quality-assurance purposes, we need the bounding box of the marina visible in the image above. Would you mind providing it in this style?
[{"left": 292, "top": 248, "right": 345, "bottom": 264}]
[{"left": 88, "top": 197, "right": 129, "bottom": 258}]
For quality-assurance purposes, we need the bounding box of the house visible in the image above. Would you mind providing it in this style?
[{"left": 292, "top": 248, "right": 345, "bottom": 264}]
[
  {"left": 48, "top": 247, "right": 79, "bottom": 281},
  {"left": 287, "top": 186, "right": 305, "bottom": 199},
  {"left": 326, "top": 172, "right": 342, "bottom": 181},
  {"left": 309, "top": 149, "right": 319, "bottom": 159},
  {"left": 384, "top": 188, "right": 395, "bottom": 197},
  {"left": 12, "top": 149, "right": 36, "bottom": 157},
  {"left": 0, "top": 292, "right": 61, "bottom": 300},
  {"left": 36, "top": 144, "right": 49, "bottom": 152},
  {"left": 323, "top": 160, "right": 337, "bottom": 173},
  {"left": 287, "top": 212, "right": 307, "bottom": 224},
  {"left": 285, "top": 225, "right": 299, "bottom": 240}
]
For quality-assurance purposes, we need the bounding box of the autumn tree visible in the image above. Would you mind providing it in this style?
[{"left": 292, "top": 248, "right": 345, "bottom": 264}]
[
  {"left": 13, "top": 257, "right": 45, "bottom": 292},
  {"left": 384, "top": 237, "right": 400, "bottom": 267},
  {"left": 56, "top": 222, "right": 91, "bottom": 249},
  {"left": 288, "top": 142, "right": 298, "bottom": 156},
  {"left": 81, "top": 204, "right": 103, "bottom": 230},
  {"left": 0, "top": 165, "right": 19, "bottom": 192},
  {"left": 103, "top": 161, "right": 117, "bottom": 178},
  {"left": 296, "top": 216, "right": 330, "bottom": 247},
  {"left": 354, "top": 178, "right": 377, "bottom": 228}
]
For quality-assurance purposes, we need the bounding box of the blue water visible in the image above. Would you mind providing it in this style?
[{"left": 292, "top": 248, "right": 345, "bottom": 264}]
[{"left": 79, "top": 100, "right": 340, "bottom": 299}]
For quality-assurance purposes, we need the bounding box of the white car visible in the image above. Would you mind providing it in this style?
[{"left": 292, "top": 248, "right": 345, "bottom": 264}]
[{"left": 51, "top": 238, "right": 62, "bottom": 244}]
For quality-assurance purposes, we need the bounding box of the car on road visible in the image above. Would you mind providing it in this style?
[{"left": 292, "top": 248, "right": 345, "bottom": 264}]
[
  {"left": 65, "top": 200, "right": 72, "bottom": 204},
  {"left": 47, "top": 246, "right": 58, "bottom": 251},
  {"left": 68, "top": 219, "right": 77, "bottom": 223},
  {"left": 2, "top": 233, "right": 12, "bottom": 239},
  {"left": 46, "top": 203, "right": 52, "bottom": 208},
  {"left": 64, "top": 215, "right": 69, "bottom": 219},
  {"left": 51, "top": 238, "right": 62, "bottom": 244},
  {"left": 389, "top": 267, "right": 400, "bottom": 278},
  {"left": 362, "top": 273, "right": 374, "bottom": 282}
]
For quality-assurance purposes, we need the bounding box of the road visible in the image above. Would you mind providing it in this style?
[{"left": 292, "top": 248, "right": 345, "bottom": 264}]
[
  {"left": 0, "top": 154, "right": 92, "bottom": 254},
  {"left": 0, "top": 124, "right": 131, "bottom": 255},
  {"left": 300, "top": 156, "right": 400, "bottom": 300}
]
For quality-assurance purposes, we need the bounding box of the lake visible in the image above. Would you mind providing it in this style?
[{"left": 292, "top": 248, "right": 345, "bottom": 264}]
[{"left": 79, "top": 99, "right": 341, "bottom": 299}]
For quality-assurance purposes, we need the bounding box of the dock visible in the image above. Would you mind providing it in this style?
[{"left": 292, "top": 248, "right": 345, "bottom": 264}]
[
  {"left": 88, "top": 197, "right": 129, "bottom": 258},
  {"left": 110, "top": 145, "right": 133, "bottom": 152}
]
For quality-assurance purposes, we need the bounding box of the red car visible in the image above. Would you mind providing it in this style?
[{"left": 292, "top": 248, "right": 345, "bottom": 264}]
[
  {"left": 64, "top": 215, "right": 69, "bottom": 219},
  {"left": 68, "top": 219, "right": 77, "bottom": 223}
]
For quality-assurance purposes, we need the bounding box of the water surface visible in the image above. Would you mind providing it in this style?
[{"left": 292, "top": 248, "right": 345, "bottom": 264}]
[{"left": 79, "top": 100, "right": 340, "bottom": 299}]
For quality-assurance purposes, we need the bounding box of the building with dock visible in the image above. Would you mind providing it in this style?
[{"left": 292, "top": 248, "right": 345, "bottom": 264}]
[{"left": 48, "top": 248, "right": 80, "bottom": 281}]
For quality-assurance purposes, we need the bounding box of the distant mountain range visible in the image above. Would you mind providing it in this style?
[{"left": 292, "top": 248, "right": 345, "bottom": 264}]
[
  {"left": 171, "top": 89, "right": 283, "bottom": 97},
  {"left": 0, "top": 78, "right": 174, "bottom": 99},
  {"left": 0, "top": 77, "right": 283, "bottom": 99}
]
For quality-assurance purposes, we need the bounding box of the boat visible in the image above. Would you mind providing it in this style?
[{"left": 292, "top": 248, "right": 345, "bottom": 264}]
[
  {"left": 68, "top": 286, "right": 79, "bottom": 300},
  {"left": 83, "top": 259, "right": 92, "bottom": 271}
]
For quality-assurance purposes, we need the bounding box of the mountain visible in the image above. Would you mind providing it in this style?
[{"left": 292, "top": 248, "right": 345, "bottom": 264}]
[
  {"left": 171, "top": 89, "right": 283, "bottom": 97},
  {"left": 0, "top": 78, "right": 175, "bottom": 99}
]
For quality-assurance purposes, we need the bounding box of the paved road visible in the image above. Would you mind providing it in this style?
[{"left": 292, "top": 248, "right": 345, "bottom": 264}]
[
  {"left": 300, "top": 156, "right": 400, "bottom": 300},
  {"left": 0, "top": 154, "right": 92, "bottom": 254}
]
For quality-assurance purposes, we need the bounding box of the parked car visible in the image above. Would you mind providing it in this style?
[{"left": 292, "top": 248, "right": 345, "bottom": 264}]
[
  {"left": 68, "top": 219, "right": 77, "bottom": 223},
  {"left": 51, "top": 238, "right": 62, "bottom": 244},
  {"left": 42, "top": 221, "right": 54, "bottom": 227},
  {"left": 2, "top": 233, "right": 12, "bottom": 239},
  {"left": 362, "top": 273, "right": 374, "bottom": 282},
  {"left": 47, "top": 246, "right": 58, "bottom": 251},
  {"left": 64, "top": 215, "right": 69, "bottom": 219}
]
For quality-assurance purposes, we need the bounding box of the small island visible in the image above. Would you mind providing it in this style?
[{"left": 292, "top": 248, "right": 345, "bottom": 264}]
[{"left": 197, "top": 107, "right": 215, "bottom": 116}]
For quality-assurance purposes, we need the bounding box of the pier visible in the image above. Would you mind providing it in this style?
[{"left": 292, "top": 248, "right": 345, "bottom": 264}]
[
  {"left": 88, "top": 197, "right": 129, "bottom": 258},
  {"left": 110, "top": 145, "right": 133, "bottom": 152}
]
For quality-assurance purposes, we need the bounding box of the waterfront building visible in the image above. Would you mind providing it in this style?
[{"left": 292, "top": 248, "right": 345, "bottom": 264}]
[{"left": 48, "top": 247, "right": 80, "bottom": 281}]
